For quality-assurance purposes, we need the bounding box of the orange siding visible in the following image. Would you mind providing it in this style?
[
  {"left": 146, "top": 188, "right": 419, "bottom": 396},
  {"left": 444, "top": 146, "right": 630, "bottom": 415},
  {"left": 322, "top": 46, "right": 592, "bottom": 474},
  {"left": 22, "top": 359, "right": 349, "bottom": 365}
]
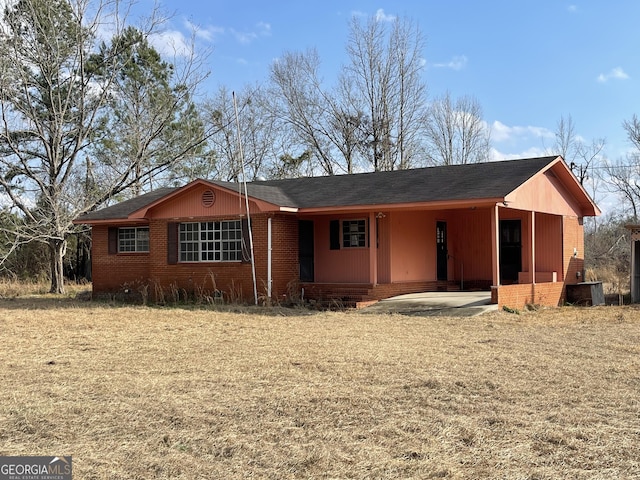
[
  {"left": 506, "top": 171, "right": 583, "bottom": 216},
  {"left": 447, "top": 208, "right": 493, "bottom": 282},
  {"left": 313, "top": 216, "right": 370, "bottom": 283},
  {"left": 494, "top": 215, "right": 586, "bottom": 309},
  {"left": 535, "top": 213, "right": 563, "bottom": 280},
  {"left": 389, "top": 211, "right": 435, "bottom": 282},
  {"left": 148, "top": 184, "right": 262, "bottom": 219},
  {"left": 563, "top": 215, "right": 584, "bottom": 284}
]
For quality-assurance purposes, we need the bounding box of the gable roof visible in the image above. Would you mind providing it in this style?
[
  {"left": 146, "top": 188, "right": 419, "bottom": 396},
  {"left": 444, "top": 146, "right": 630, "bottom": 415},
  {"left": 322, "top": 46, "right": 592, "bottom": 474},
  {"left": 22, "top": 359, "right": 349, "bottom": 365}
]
[
  {"left": 77, "top": 187, "right": 178, "bottom": 222},
  {"left": 76, "top": 156, "right": 598, "bottom": 222},
  {"left": 236, "top": 156, "right": 557, "bottom": 209}
]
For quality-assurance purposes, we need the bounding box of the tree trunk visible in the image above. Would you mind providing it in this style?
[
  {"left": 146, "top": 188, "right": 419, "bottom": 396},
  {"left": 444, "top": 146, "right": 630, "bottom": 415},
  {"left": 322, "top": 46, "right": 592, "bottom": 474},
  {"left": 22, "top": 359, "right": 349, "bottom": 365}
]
[{"left": 49, "top": 238, "right": 67, "bottom": 294}]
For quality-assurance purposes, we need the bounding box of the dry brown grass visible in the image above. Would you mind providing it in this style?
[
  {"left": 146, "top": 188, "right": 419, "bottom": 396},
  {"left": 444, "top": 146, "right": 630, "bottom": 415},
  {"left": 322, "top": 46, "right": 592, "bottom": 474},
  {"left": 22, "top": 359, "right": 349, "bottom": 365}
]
[{"left": 1, "top": 298, "right": 639, "bottom": 479}]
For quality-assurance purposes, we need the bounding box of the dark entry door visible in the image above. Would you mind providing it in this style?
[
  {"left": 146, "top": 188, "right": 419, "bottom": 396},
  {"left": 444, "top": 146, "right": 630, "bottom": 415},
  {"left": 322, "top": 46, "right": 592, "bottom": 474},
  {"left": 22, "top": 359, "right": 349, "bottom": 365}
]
[
  {"left": 298, "top": 220, "right": 314, "bottom": 282},
  {"left": 436, "top": 221, "right": 447, "bottom": 281},
  {"left": 500, "top": 220, "right": 522, "bottom": 284}
]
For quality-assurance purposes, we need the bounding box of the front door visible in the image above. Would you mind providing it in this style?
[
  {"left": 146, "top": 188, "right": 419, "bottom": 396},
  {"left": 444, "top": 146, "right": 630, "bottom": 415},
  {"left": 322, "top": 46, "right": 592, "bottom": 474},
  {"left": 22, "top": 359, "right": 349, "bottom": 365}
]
[
  {"left": 298, "top": 220, "right": 314, "bottom": 282},
  {"left": 436, "top": 221, "right": 447, "bottom": 281},
  {"left": 500, "top": 220, "right": 522, "bottom": 284}
]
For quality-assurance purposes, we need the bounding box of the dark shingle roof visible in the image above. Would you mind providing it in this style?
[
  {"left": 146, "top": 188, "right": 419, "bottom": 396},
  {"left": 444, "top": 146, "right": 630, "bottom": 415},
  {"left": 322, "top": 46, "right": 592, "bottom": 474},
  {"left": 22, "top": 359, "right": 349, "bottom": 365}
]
[
  {"left": 77, "top": 187, "right": 178, "bottom": 221},
  {"left": 247, "top": 156, "right": 556, "bottom": 208},
  {"left": 76, "top": 157, "right": 559, "bottom": 221}
]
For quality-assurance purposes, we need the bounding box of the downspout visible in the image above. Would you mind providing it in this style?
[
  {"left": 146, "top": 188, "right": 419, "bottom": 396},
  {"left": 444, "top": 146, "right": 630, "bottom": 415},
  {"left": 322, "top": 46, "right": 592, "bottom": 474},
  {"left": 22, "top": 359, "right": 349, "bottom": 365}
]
[{"left": 268, "top": 217, "right": 272, "bottom": 300}]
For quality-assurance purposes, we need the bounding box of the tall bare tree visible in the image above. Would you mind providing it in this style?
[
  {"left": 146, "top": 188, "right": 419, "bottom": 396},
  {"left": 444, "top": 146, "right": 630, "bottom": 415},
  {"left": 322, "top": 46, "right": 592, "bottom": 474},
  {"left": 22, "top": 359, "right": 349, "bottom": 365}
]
[
  {"left": 268, "top": 49, "right": 344, "bottom": 175},
  {"left": 602, "top": 115, "right": 640, "bottom": 221},
  {"left": 552, "top": 114, "right": 605, "bottom": 187},
  {"left": 0, "top": 0, "right": 209, "bottom": 293},
  {"left": 425, "top": 92, "right": 491, "bottom": 165},
  {"left": 203, "top": 85, "right": 281, "bottom": 181},
  {"left": 266, "top": 14, "right": 428, "bottom": 175},
  {"left": 344, "top": 14, "right": 428, "bottom": 171}
]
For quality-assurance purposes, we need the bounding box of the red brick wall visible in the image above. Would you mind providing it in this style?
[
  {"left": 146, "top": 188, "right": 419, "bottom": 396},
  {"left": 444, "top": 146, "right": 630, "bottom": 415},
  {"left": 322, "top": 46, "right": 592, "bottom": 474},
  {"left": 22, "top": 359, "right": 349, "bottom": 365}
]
[
  {"left": 91, "top": 225, "right": 151, "bottom": 292},
  {"left": 91, "top": 214, "right": 300, "bottom": 303},
  {"left": 495, "top": 215, "right": 585, "bottom": 309},
  {"left": 492, "top": 283, "right": 566, "bottom": 309}
]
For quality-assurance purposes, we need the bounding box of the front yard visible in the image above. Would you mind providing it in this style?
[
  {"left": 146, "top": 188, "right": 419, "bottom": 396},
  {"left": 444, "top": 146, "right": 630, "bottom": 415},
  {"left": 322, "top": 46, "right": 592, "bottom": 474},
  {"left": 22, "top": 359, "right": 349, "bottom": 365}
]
[{"left": 0, "top": 298, "right": 638, "bottom": 478}]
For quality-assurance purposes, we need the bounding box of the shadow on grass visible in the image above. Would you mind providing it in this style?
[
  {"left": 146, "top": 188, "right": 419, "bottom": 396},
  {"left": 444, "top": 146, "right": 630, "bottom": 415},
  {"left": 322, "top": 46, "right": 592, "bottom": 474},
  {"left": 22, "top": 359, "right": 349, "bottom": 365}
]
[{"left": 0, "top": 293, "right": 319, "bottom": 316}]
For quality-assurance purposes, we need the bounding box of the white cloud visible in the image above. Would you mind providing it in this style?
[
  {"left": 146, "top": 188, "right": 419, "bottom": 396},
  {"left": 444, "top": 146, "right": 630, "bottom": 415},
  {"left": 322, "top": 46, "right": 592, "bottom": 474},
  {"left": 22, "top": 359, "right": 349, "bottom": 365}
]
[
  {"left": 490, "top": 120, "right": 554, "bottom": 143},
  {"left": 597, "top": 67, "right": 629, "bottom": 83},
  {"left": 149, "top": 30, "right": 193, "bottom": 58},
  {"left": 256, "top": 21, "right": 272, "bottom": 36},
  {"left": 375, "top": 9, "right": 396, "bottom": 22},
  {"left": 350, "top": 9, "right": 395, "bottom": 22},
  {"left": 183, "top": 19, "right": 224, "bottom": 42},
  {"left": 432, "top": 55, "right": 468, "bottom": 71},
  {"left": 490, "top": 146, "right": 548, "bottom": 162},
  {"left": 229, "top": 22, "right": 272, "bottom": 45},
  {"left": 567, "top": 5, "right": 578, "bottom": 13},
  {"left": 231, "top": 29, "right": 257, "bottom": 44}
]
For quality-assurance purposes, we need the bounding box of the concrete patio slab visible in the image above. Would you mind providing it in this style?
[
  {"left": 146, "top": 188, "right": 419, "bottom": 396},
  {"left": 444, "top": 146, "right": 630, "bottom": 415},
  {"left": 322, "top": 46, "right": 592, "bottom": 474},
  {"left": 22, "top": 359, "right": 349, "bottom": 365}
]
[{"left": 359, "top": 291, "right": 497, "bottom": 317}]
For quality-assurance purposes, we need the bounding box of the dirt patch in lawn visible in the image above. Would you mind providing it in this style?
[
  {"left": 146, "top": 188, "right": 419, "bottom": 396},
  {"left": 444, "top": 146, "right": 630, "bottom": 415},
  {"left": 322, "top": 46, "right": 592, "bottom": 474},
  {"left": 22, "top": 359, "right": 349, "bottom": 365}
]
[{"left": 1, "top": 300, "right": 639, "bottom": 478}]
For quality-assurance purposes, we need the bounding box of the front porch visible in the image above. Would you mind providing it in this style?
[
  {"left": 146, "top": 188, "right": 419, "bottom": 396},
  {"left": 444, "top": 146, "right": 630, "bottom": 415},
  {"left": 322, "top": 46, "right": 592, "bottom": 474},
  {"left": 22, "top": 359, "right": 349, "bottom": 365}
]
[
  {"left": 300, "top": 280, "right": 490, "bottom": 308},
  {"left": 298, "top": 203, "right": 577, "bottom": 309}
]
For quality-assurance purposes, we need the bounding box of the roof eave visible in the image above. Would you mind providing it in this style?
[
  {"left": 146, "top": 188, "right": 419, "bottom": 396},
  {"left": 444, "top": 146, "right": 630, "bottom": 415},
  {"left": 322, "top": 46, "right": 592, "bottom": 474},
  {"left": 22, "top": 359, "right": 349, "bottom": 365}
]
[
  {"left": 72, "top": 217, "right": 149, "bottom": 226},
  {"left": 297, "top": 198, "right": 505, "bottom": 214}
]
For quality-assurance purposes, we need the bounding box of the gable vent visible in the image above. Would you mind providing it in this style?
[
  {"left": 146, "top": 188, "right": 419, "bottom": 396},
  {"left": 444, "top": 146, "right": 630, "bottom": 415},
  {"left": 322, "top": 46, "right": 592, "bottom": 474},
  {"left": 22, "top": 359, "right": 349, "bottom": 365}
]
[{"left": 201, "top": 190, "right": 216, "bottom": 208}]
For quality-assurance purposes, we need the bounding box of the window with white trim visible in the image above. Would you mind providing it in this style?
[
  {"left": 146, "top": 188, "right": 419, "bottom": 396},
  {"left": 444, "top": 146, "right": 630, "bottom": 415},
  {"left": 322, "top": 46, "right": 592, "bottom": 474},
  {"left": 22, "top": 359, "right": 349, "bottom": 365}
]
[
  {"left": 342, "top": 219, "right": 367, "bottom": 248},
  {"left": 118, "top": 227, "right": 149, "bottom": 252},
  {"left": 179, "top": 220, "right": 243, "bottom": 262}
]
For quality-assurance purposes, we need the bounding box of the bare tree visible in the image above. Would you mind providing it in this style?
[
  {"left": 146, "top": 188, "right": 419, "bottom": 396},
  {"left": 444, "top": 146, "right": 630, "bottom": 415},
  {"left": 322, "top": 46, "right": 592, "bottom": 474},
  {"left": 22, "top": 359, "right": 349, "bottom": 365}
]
[
  {"left": 344, "top": 14, "right": 428, "bottom": 171},
  {"left": 202, "top": 85, "right": 280, "bottom": 181},
  {"left": 584, "top": 212, "right": 631, "bottom": 295},
  {"left": 0, "top": 0, "right": 209, "bottom": 293},
  {"left": 425, "top": 92, "right": 491, "bottom": 165},
  {"left": 601, "top": 115, "right": 640, "bottom": 221},
  {"left": 264, "top": 14, "right": 428, "bottom": 175},
  {"left": 552, "top": 114, "right": 605, "bottom": 187},
  {"left": 268, "top": 49, "right": 344, "bottom": 175}
]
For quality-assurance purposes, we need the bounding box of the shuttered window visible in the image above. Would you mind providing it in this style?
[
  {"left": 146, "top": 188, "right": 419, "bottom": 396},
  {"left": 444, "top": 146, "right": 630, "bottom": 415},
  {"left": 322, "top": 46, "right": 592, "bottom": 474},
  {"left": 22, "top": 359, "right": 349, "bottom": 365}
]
[
  {"left": 118, "top": 227, "right": 149, "bottom": 252},
  {"left": 342, "top": 219, "right": 367, "bottom": 248}
]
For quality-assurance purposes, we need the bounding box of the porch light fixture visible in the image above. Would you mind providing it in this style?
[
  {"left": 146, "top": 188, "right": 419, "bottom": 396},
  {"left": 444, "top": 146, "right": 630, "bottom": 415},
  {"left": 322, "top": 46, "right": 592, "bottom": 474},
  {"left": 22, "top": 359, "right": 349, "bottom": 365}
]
[{"left": 376, "top": 212, "right": 386, "bottom": 218}]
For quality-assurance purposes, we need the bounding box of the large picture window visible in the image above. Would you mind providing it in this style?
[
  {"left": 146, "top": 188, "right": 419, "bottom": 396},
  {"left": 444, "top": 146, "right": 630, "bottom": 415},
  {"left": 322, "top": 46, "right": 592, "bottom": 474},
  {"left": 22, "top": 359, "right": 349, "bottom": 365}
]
[
  {"left": 342, "top": 219, "right": 366, "bottom": 248},
  {"left": 118, "top": 227, "right": 149, "bottom": 252},
  {"left": 179, "top": 220, "right": 243, "bottom": 262}
]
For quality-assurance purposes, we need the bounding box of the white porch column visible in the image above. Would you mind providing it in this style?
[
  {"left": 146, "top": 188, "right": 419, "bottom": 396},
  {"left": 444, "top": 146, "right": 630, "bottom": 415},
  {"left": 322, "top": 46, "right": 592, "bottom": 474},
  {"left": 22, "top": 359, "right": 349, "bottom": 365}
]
[
  {"left": 491, "top": 204, "right": 500, "bottom": 286},
  {"left": 369, "top": 211, "right": 378, "bottom": 286}
]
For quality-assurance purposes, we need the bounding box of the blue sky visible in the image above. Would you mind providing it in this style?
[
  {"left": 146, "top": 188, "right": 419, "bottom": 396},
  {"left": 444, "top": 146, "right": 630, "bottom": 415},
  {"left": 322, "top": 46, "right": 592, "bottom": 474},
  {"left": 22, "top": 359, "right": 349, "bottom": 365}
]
[{"left": 148, "top": 0, "right": 639, "bottom": 167}]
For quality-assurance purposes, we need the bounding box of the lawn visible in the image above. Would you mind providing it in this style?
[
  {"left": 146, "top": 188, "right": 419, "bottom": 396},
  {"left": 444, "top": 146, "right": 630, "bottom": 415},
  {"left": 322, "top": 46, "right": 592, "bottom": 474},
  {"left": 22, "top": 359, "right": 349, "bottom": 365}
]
[{"left": 0, "top": 297, "right": 639, "bottom": 479}]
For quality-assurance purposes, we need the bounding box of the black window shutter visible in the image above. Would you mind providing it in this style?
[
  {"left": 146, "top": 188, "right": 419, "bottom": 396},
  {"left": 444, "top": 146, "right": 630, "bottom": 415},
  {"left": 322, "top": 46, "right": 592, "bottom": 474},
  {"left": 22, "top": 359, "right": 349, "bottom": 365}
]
[
  {"left": 108, "top": 227, "right": 118, "bottom": 254},
  {"left": 241, "top": 218, "right": 251, "bottom": 263},
  {"left": 330, "top": 220, "right": 340, "bottom": 250},
  {"left": 167, "top": 222, "right": 178, "bottom": 264}
]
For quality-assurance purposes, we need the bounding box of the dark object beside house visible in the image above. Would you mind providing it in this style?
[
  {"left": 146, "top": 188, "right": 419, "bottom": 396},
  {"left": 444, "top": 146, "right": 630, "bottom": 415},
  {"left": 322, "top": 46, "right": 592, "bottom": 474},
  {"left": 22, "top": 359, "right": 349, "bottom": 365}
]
[{"left": 566, "top": 282, "right": 605, "bottom": 306}]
